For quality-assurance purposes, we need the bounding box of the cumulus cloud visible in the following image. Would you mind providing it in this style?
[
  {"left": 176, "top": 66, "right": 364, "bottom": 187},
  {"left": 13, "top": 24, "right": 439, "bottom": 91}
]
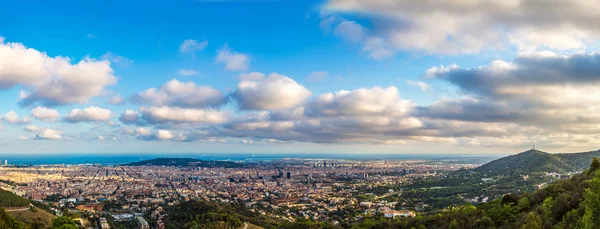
[
  {"left": 179, "top": 39, "right": 208, "bottom": 53},
  {"left": 129, "top": 127, "right": 184, "bottom": 141},
  {"left": 306, "top": 86, "right": 413, "bottom": 117},
  {"left": 1, "top": 111, "right": 30, "bottom": 124},
  {"left": 35, "top": 128, "right": 62, "bottom": 140},
  {"left": 119, "top": 109, "right": 143, "bottom": 125},
  {"left": 156, "top": 130, "right": 175, "bottom": 140},
  {"left": 325, "top": 0, "right": 600, "bottom": 56},
  {"left": 406, "top": 80, "right": 431, "bottom": 91},
  {"left": 63, "top": 106, "right": 112, "bottom": 123},
  {"left": 131, "top": 79, "right": 227, "bottom": 108},
  {"left": 415, "top": 52, "right": 600, "bottom": 143},
  {"left": 0, "top": 39, "right": 118, "bottom": 106},
  {"left": 232, "top": 73, "right": 311, "bottom": 110},
  {"left": 109, "top": 95, "right": 125, "bottom": 105},
  {"left": 31, "top": 107, "right": 60, "bottom": 121},
  {"left": 216, "top": 44, "right": 250, "bottom": 71},
  {"left": 24, "top": 124, "right": 43, "bottom": 132},
  {"left": 140, "top": 106, "right": 228, "bottom": 124},
  {"left": 333, "top": 20, "right": 366, "bottom": 42}
]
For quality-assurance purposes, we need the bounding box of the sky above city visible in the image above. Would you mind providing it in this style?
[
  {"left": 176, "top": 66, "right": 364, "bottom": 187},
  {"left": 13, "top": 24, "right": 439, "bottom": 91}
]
[{"left": 2, "top": 0, "right": 600, "bottom": 155}]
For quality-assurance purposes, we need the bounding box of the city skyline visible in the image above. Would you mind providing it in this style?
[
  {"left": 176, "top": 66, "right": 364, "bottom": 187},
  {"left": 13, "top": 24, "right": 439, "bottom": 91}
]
[{"left": 2, "top": 0, "right": 600, "bottom": 155}]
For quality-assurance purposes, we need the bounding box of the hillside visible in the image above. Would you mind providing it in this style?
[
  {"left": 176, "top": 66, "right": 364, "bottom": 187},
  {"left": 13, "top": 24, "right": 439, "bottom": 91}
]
[
  {"left": 0, "top": 189, "right": 29, "bottom": 207},
  {"left": 475, "top": 149, "right": 600, "bottom": 175},
  {"left": 124, "top": 158, "right": 244, "bottom": 168},
  {"left": 277, "top": 157, "right": 600, "bottom": 229}
]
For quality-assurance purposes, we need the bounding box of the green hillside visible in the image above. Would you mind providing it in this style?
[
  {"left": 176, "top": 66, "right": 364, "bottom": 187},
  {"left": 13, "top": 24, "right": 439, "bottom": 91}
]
[
  {"left": 0, "top": 189, "right": 29, "bottom": 207},
  {"left": 475, "top": 149, "right": 600, "bottom": 176}
]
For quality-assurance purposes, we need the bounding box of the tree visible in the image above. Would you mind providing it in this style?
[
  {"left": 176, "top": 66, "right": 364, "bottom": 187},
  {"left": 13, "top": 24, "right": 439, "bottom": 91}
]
[
  {"left": 582, "top": 173, "right": 600, "bottom": 229},
  {"left": 51, "top": 216, "right": 78, "bottom": 229},
  {"left": 590, "top": 157, "right": 600, "bottom": 173},
  {"left": 521, "top": 212, "right": 542, "bottom": 229}
]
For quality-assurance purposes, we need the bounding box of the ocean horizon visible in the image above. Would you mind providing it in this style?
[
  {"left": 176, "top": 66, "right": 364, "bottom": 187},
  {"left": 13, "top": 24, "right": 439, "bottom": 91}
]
[{"left": 0, "top": 153, "right": 497, "bottom": 165}]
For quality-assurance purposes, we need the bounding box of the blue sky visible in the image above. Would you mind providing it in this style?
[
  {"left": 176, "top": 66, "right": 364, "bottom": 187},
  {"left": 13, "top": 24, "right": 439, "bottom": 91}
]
[{"left": 1, "top": 0, "right": 600, "bottom": 155}]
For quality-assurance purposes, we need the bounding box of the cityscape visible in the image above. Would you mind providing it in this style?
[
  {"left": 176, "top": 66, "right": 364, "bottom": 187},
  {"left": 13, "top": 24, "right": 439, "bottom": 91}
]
[
  {"left": 0, "top": 157, "right": 481, "bottom": 228},
  {"left": 3, "top": 0, "right": 600, "bottom": 228}
]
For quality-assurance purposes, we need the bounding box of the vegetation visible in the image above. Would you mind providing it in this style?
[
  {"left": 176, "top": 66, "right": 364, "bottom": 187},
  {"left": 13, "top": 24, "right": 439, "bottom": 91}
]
[
  {"left": 50, "top": 216, "right": 78, "bottom": 229},
  {"left": 124, "top": 158, "right": 244, "bottom": 168},
  {"left": 164, "top": 201, "right": 276, "bottom": 229},
  {"left": 0, "top": 207, "right": 27, "bottom": 229},
  {"left": 0, "top": 189, "right": 29, "bottom": 207},
  {"left": 276, "top": 156, "right": 600, "bottom": 229}
]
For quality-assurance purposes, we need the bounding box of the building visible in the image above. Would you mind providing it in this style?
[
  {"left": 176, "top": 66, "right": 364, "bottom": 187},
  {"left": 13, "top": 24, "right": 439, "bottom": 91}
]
[
  {"left": 99, "top": 218, "right": 110, "bottom": 229},
  {"left": 384, "top": 210, "right": 416, "bottom": 218},
  {"left": 286, "top": 171, "right": 291, "bottom": 179},
  {"left": 136, "top": 216, "right": 150, "bottom": 229}
]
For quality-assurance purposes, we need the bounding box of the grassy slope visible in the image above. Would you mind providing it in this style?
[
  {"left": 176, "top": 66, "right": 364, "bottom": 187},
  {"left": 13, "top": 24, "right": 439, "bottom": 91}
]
[{"left": 7, "top": 206, "right": 55, "bottom": 227}]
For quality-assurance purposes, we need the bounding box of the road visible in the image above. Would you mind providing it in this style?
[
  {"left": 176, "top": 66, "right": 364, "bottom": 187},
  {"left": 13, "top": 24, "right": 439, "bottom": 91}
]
[
  {"left": 242, "top": 223, "right": 248, "bottom": 229},
  {"left": 4, "top": 204, "right": 33, "bottom": 212}
]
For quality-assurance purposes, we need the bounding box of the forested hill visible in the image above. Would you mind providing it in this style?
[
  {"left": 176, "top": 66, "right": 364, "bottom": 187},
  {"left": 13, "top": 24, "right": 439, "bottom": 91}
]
[
  {"left": 276, "top": 157, "right": 600, "bottom": 229},
  {"left": 0, "top": 189, "right": 29, "bottom": 207},
  {"left": 123, "top": 158, "right": 244, "bottom": 168},
  {"left": 474, "top": 149, "right": 600, "bottom": 175}
]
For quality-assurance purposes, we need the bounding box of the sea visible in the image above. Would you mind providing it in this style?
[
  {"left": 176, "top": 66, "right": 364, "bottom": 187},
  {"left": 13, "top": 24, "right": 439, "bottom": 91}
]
[{"left": 0, "top": 153, "right": 498, "bottom": 166}]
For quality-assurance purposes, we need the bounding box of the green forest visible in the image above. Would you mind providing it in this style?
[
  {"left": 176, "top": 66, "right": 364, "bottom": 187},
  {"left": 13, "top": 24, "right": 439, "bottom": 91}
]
[{"left": 0, "top": 189, "right": 29, "bottom": 207}]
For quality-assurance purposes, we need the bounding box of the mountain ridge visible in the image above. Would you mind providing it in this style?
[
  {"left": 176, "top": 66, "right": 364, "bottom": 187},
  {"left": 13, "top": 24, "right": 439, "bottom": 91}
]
[{"left": 475, "top": 148, "right": 600, "bottom": 175}]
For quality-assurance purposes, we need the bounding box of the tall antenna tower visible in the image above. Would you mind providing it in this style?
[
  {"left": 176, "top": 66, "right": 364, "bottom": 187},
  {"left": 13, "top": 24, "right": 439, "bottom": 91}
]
[{"left": 532, "top": 141, "right": 536, "bottom": 150}]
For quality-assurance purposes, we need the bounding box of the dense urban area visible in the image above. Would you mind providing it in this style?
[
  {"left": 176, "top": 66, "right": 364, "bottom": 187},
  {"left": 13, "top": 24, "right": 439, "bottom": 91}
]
[{"left": 2, "top": 149, "right": 600, "bottom": 229}]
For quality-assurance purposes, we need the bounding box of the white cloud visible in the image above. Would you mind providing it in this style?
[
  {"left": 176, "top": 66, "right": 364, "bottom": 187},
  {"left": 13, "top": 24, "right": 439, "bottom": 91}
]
[
  {"left": 140, "top": 106, "right": 228, "bottom": 124},
  {"left": 119, "top": 109, "right": 143, "bottom": 125},
  {"left": 232, "top": 73, "right": 311, "bottom": 110},
  {"left": 333, "top": 20, "right": 366, "bottom": 42},
  {"left": 134, "top": 127, "right": 151, "bottom": 136},
  {"left": 178, "top": 69, "right": 199, "bottom": 76},
  {"left": 31, "top": 106, "right": 60, "bottom": 121},
  {"left": 109, "top": 95, "right": 125, "bottom": 105},
  {"left": 101, "top": 52, "right": 132, "bottom": 66},
  {"left": 36, "top": 128, "right": 62, "bottom": 140},
  {"left": 18, "top": 136, "right": 28, "bottom": 140},
  {"left": 6, "top": 43, "right": 118, "bottom": 106},
  {"left": 156, "top": 130, "right": 175, "bottom": 140},
  {"left": 307, "top": 86, "right": 413, "bottom": 117},
  {"left": 179, "top": 39, "right": 208, "bottom": 53},
  {"left": 362, "top": 37, "right": 393, "bottom": 60},
  {"left": 131, "top": 79, "right": 227, "bottom": 108},
  {"left": 216, "top": 44, "right": 250, "bottom": 71},
  {"left": 1, "top": 111, "right": 30, "bottom": 124},
  {"left": 24, "top": 124, "right": 43, "bottom": 132},
  {"left": 406, "top": 80, "right": 431, "bottom": 91},
  {"left": 325, "top": 0, "right": 600, "bottom": 55},
  {"left": 63, "top": 106, "right": 112, "bottom": 123},
  {"left": 0, "top": 40, "right": 119, "bottom": 105},
  {"left": 97, "top": 135, "right": 105, "bottom": 140}
]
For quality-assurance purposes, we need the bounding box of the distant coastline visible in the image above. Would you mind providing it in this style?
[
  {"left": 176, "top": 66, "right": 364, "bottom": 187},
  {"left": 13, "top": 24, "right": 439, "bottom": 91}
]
[{"left": 0, "top": 153, "right": 496, "bottom": 166}]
